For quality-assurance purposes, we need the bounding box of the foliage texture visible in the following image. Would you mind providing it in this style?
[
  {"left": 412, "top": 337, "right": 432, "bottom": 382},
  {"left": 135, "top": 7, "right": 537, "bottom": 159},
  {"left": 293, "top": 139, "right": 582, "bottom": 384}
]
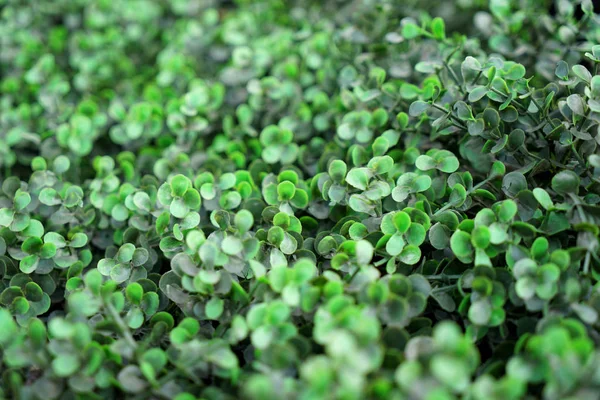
[{"left": 1, "top": 0, "right": 600, "bottom": 399}]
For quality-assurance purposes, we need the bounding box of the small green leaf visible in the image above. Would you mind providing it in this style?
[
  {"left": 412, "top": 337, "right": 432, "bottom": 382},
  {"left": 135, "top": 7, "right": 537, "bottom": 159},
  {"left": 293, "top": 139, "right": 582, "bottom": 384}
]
[
  {"left": 532, "top": 188, "right": 553, "bottom": 210},
  {"left": 20, "top": 255, "right": 39, "bottom": 274},
  {"left": 40, "top": 242, "right": 57, "bottom": 259},
  {"left": 69, "top": 232, "right": 88, "bottom": 248},
  {"left": 471, "top": 226, "right": 491, "bottom": 249},
  {"left": 14, "top": 190, "right": 31, "bottom": 211},
  {"left": 448, "top": 184, "right": 467, "bottom": 207},
  {"left": 126, "top": 283, "right": 144, "bottom": 304},
  {"left": 117, "top": 243, "right": 136, "bottom": 263},
  {"left": 170, "top": 198, "right": 189, "bottom": 219},
  {"left": 52, "top": 354, "right": 81, "bottom": 377},
  {"left": 450, "top": 231, "right": 472, "bottom": 259},
  {"left": 277, "top": 181, "right": 296, "bottom": 201},
  {"left": 468, "top": 300, "right": 492, "bottom": 325},
  {"left": 430, "top": 17, "right": 445, "bottom": 40},
  {"left": 398, "top": 245, "right": 421, "bottom": 265},
  {"left": 171, "top": 174, "right": 190, "bottom": 197},
  {"left": 222, "top": 236, "right": 244, "bottom": 256},
  {"left": 409, "top": 101, "right": 430, "bottom": 116},
  {"left": 402, "top": 22, "right": 422, "bottom": 39},
  {"left": 392, "top": 211, "right": 411, "bottom": 233},
  {"left": 415, "top": 155, "right": 436, "bottom": 171},
  {"left": 572, "top": 65, "right": 592, "bottom": 83},
  {"left": 551, "top": 170, "right": 580, "bottom": 195},
  {"left": 205, "top": 297, "right": 224, "bottom": 320}
]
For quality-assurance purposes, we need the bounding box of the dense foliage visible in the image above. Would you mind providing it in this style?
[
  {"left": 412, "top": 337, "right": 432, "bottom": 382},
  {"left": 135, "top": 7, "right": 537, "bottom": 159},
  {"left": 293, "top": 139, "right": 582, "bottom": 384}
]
[{"left": 1, "top": 0, "right": 600, "bottom": 398}]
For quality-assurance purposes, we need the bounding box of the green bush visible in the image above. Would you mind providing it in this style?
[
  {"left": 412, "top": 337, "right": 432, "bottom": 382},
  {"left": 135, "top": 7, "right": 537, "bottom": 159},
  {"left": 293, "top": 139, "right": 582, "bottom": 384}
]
[{"left": 1, "top": 0, "right": 600, "bottom": 398}]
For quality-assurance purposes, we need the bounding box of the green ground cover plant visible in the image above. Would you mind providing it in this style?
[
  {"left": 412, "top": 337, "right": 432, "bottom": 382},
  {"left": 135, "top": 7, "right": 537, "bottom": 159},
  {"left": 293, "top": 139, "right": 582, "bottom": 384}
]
[{"left": 1, "top": 0, "right": 600, "bottom": 398}]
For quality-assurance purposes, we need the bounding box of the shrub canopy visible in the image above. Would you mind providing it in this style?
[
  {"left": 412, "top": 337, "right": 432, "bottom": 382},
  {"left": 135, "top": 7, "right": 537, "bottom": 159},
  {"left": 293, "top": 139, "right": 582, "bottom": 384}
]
[{"left": 1, "top": 0, "right": 600, "bottom": 399}]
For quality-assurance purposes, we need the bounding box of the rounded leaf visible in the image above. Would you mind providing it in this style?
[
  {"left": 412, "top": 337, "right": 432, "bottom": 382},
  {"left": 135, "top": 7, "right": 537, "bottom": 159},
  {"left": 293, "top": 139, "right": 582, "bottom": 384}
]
[
  {"left": 392, "top": 211, "right": 411, "bottom": 233},
  {"left": 450, "top": 231, "right": 473, "bottom": 259},
  {"left": 551, "top": 170, "right": 580, "bottom": 195},
  {"left": 171, "top": 175, "right": 190, "bottom": 197}
]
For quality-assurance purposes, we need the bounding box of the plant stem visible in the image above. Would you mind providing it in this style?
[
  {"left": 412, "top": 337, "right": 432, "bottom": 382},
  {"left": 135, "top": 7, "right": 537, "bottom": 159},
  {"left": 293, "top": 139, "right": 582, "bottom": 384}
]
[
  {"left": 105, "top": 302, "right": 138, "bottom": 351},
  {"left": 431, "top": 103, "right": 467, "bottom": 130},
  {"left": 347, "top": 265, "right": 361, "bottom": 284},
  {"left": 432, "top": 284, "right": 456, "bottom": 293},
  {"left": 443, "top": 61, "right": 464, "bottom": 94},
  {"left": 423, "top": 274, "right": 462, "bottom": 280},
  {"left": 583, "top": 252, "right": 591, "bottom": 275},
  {"left": 433, "top": 177, "right": 492, "bottom": 217},
  {"left": 219, "top": 280, "right": 263, "bottom": 338},
  {"left": 488, "top": 87, "right": 541, "bottom": 126}
]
